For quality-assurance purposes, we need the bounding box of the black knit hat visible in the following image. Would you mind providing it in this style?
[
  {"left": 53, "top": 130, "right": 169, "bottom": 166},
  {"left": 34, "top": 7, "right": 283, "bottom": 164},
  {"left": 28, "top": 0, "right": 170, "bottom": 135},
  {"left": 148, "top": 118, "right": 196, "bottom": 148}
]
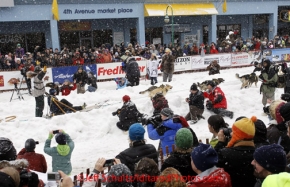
[
  {"left": 25, "top": 139, "right": 38, "bottom": 152},
  {"left": 160, "top": 108, "right": 174, "bottom": 118},
  {"left": 254, "top": 144, "right": 286, "bottom": 174},
  {"left": 190, "top": 83, "right": 198, "bottom": 91},
  {"left": 55, "top": 133, "right": 66, "bottom": 145},
  {"left": 207, "top": 80, "right": 216, "bottom": 87},
  {"left": 253, "top": 119, "right": 267, "bottom": 143},
  {"left": 0, "top": 137, "right": 17, "bottom": 161},
  {"left": 107, "top": 164, "right": 132, "bottom": 187},
  {"left": 279, "top": 102, "right": 290, "bottom": 122}
]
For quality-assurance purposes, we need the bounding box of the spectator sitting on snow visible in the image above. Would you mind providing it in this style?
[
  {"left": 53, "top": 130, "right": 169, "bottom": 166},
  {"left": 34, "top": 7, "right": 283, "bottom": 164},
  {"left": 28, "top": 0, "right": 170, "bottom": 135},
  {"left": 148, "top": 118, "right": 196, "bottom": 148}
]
[
  {"left": 114, "top": 77, "right": 129, "bottom": 90},
  {"left": 60, "top": 79, "right": 76, "bottom": 96},
  {"left": 207, "top": 115, "right": 229, "bottom": 148},
  {"left": 204, "top": 81, "right": 234, "bottom": 119},
  {"left": 161, "top": 128, "right": 197, "bottom": 181},
  {"left": 147, "top": 108, "right": 182, "bottom": 156},
  {"left": 206, "top": 60, "right": 220, "bottom": 75},
  {"left": 47, "top": 88, "right": 86, "bottom": 116},
  {"left": 16, "top": 138, "right": 47, "bottom": 173},
  {"left": 115, "top": 124, "right": 158, "bottom": 174},
  {"left": 87, "top": 72, "right": 98, "bottom": 92},
  {"left": 187, "top": 143, "right": 231, "bottom": 187},
  {"left": 251, "top": 144, "right": 287, "bottom": 187},
  {"left": 113, "top": 95, "right": 143, "bottom": 131},
  {"left": 151, "top": 92, "right": 169, "bottom": 116},
  {"left": 215, "top": 116, "right": 257, "bottom": 187},
  {"left": 44, "top": 129, "right": 74, "bottom": 175}
]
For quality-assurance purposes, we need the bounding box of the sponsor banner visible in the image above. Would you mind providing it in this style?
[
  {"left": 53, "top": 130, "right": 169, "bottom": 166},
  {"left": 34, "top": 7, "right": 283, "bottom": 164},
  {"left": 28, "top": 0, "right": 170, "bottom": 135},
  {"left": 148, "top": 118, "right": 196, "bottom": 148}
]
[
  {"left": 231, "top": 52, "right": 249, "bottom": 66},
  {"left": 191, "top": 54, "right": 231, "bottom": 70},
  {"left": 174, "top": 56, "right": 192, "bottom": 72},
  {"left": 0, "top": 68, "right": 53, "bottom": 91},
  {"left": 248, "top": 50, "right": 262, "bottom": 64},
  {"left": 97, "top": 61, "right": 147, "bottom": 79},
  {"left": 52, "top": 65, "right": 97, "bottom": 83},
  {"left": 263, "top": 48, "right": 290, "bottom": 62}
]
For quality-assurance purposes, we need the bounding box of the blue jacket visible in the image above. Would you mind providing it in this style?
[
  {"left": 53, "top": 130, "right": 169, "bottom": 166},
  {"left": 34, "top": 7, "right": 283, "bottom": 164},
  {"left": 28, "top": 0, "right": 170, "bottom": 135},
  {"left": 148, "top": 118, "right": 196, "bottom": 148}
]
[
  {"left": 147, "top": 119, "right": 182, "bottom": 156},
  {"left": 115, "top": 77, "right": 128, "bottom": 90}
]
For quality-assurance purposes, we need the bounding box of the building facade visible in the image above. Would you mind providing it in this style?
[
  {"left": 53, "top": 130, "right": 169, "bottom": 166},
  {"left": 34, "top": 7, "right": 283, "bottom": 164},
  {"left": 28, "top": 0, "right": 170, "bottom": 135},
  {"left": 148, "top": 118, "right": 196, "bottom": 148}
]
[{"left": 0, "top": 0, "right": 289, "bottom": 53}]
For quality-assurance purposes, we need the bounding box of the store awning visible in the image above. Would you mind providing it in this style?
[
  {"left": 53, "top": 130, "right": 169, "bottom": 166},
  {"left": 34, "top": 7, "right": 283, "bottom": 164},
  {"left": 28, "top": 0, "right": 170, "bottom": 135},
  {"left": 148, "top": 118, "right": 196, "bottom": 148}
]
[{"left": 144, "top": 4, "right": 218, "bottom": 17}]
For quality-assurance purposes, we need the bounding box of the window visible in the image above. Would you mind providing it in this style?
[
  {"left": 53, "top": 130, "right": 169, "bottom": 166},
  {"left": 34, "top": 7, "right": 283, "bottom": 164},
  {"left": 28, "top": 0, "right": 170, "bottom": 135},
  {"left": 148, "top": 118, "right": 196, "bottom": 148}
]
[{"left": 217, "top": 24, "right": 241, "bottom": 40}]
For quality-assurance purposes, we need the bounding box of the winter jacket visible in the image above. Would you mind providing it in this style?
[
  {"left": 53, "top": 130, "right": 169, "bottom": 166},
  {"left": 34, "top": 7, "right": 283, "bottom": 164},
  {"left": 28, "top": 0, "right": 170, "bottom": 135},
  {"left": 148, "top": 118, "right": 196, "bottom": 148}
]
[
  {"left": 147, "top": 59, "right": 159, "bottom": 78},
  {"left": 267, "top": 121, "right": 290, "bottom": 153},
  {"left": 161, "top": 54, "right": 175, "bottom": 74},
  {"left": 44, "top": 133, "right": 74, "bottom": 175},
  {"left": 161, "top": 151, "right": 197, "bottom": 181},
  {"left": 115, "top": 77, "right": 128, "bottom": 90},
  {"left": 152, "top": 95, "right": 169, "bottom": 115},
  {"left": 187, "top": 166, "right": 231, "bottom": 187},
  {"left": 209, "top": 136, "right": 218, "bottom": 148},
  {"left": 216, "top": 140, "right": 256, "bottom": 187},
  {"left": 73, "top": 71, "right": 88, "bottom": 86},
  {"left": 87, "top": 76, "right": 98, "bottom": 89},
  {"left": 118, "top": 101, "right": 141, "bottom": 130},
  {"left": 126, "top": 59, "right": 140, "bottom": 82},
  {"left": 60, "top": 84, "right": 76, "bottom": 96},
  {"left": 203, "top": 86, "right": 227, "bottom": 109},
  {"left": 188, "top": 90, "right": 204, "bottom": 110},
  {"left": 102, "top": 53, "right": 112, "bottom": 63},
  {"left": 147, "top": 118, "right": 182, "bottom": 155},
  {"left": 260, "top": 64, "right": 278, "bottom": 94},
  {"left": 115, "top": 141, "right": 158, "bottom": 174},
  {"left": 32, "top": 71, "right": 46, "bottom": 97},
  {"left": 17, "top": 148, "right": 47, "bottom": 173}
]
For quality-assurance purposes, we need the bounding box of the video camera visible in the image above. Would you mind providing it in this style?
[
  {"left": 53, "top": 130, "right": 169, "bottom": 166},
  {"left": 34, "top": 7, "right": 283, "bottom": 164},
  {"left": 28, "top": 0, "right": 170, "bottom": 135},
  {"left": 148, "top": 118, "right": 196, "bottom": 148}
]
[
  {"left": 221, "top": 127, "right": 232, "bottom": 143},
  {"left": 141, "top": 114, "right": 162, "bottom": 128},
  {"left": 20, "top": 67, "right": 28, "bottom": 76},
  {"left": 20, "top": 169, "right": 39, "bottom": 187},
  {"left": 112, "top": 109, "right": 121, "bottom": 116}
]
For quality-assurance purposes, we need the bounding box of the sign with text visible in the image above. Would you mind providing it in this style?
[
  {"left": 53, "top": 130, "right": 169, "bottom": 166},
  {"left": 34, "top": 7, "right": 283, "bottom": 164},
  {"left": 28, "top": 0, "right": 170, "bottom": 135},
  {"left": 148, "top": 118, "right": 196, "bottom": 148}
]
[
  {"left": 164, "top": 24, "right": 191, "bottom": 33},
  {"left": 0, "top": 0, "right": 14, "bottom": 7},
  {"left": 59, "top": 22, "right": 91, "bottom": 31},
  {"left": 231, "top": 52, "right": 249, "bottom": 66},
  {"left": 174, "top": 56, "right": 192, "bottom": 72}
]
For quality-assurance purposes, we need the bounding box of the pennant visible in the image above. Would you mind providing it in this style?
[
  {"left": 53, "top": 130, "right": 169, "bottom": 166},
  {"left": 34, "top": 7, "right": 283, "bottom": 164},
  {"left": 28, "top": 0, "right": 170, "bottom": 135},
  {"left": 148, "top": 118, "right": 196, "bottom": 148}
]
[
  {"left": 52, "top": 0, "right": 59, "bottom": 21},
  {"left": 223, "top": 0, "right": 227, "bottom": 13}
]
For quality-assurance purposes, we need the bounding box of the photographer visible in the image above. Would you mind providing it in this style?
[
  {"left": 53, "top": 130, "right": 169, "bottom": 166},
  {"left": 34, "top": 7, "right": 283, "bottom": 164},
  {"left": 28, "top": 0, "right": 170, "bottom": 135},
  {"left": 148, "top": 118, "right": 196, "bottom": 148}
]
[
  {"left": 20, "top": 60, "right": 34, "bottom": 95},
  {"left": 216, "top": 116, "right": 256, "bottom": 187},
  {"left": 151, "top": 92, "right": 169, "bottom": 116},
  {"left": 113, "top": 95, "right": 142, "bottom": 131},
  {"left": 17, "top": 139, "right": 47, "bottom": 173},
  {"left": 87, "top": 72, "right": 98, "bottom": 92},
  {"left": 44, "top": 130, "right": 74, "bottom": 175},
  {"left": 60, "top": 79, "right": 76, "bottom": 96},
  {"left": 147, "top": 108, "right": 182, "bottom": 156},
  {"left": 206, "top": 60, "right": 220, "bottom": 75},
  {"left": 73, "top": 66, "right": 88, "bottom": 94}
]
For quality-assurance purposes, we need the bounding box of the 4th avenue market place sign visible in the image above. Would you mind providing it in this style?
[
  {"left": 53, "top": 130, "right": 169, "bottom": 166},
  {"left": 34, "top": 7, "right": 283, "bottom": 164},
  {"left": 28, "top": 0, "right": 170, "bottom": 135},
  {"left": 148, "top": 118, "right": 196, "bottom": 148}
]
[{"left": 63, "top": 8, "right": 133, "bottom": 14}]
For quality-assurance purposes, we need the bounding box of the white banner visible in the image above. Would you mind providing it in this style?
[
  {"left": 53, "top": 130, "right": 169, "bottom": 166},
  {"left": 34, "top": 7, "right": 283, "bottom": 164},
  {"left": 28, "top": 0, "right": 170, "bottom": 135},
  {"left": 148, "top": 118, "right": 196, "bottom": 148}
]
[
  {"left": 231, "top": 52, "right": 250, "bottom": 66},
  {"left": 191, "top": 54, "right": 231, "bottom": 70},
  {"left": 174, "top": 56, "right": 192, "bottom": 72},
  {"left": 0, "top": 68, "right": 53, "bottom": 91},
  {"left": 0, "top": 0, "right": 14, "bottom": 7},
  {"left": 96, "top": 61, "right": 147, "bottom": 79},
  {"left": 191, "top": 56, "right": 205, "bottom": 69}
]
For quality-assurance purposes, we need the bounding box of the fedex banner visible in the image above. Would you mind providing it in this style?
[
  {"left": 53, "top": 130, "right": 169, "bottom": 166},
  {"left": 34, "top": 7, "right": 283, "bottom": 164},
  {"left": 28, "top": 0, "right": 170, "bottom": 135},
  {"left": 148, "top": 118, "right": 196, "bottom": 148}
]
[
  {"left": 52, "top": 65, "right": 97, "bottom": 84},
  {"left": 97, "top": 60, "right": 147, "bottom": 79}
]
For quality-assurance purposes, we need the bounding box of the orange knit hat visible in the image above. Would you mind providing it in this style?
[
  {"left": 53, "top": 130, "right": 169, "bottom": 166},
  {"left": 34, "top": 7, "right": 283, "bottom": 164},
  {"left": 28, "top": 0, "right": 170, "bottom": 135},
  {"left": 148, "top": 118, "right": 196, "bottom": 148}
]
[{"left": 227, "top": 116, "right": 257, "bottom": 147}]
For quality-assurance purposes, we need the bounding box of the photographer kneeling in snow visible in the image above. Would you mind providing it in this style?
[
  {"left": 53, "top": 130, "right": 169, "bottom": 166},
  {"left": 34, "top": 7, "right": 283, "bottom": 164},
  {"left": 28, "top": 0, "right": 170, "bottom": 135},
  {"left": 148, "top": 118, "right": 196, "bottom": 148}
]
[
  {"left": 113, "top": 95, "right": 143, "bottom": 131},
  {"left": 44, "top": 129, "right": 74, "bottom": 175}
]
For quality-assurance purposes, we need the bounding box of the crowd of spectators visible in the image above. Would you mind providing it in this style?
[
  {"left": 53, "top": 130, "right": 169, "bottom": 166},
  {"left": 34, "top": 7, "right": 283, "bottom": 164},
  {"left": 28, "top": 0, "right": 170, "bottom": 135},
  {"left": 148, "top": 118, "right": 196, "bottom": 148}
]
[{"left": 0, "top": 34, "right": 289, "bottom": 71}]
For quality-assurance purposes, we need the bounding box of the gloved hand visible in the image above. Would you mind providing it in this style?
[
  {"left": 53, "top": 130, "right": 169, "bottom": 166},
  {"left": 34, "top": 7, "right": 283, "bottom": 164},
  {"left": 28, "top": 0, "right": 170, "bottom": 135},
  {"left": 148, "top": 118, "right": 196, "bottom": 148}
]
[
  {"left": 43, "top": 66, "right": 47, "bottom": 73},
  {"left": 206, "top": 100, "right": 213, "bottom": 110},
  {"left": 281, "top": 93, "right": 290, "bottom": 102},
  {"left": 258, "top": 74, "right": 265, "bottom": 81}
]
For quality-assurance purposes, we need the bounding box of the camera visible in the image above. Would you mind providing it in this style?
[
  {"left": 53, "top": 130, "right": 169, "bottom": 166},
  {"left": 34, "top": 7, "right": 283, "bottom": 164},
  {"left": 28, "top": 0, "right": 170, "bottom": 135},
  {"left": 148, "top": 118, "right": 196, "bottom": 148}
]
[
  {"left": 263, "top": 106, "right": 270, "bottom": 115},
  {"left": 47, "top": 172, "right": 61, "bottom": 181},
  {"left": 103, "top": 159, "right": 115, "bottom": 167},
  {"left": 221, "top": 128, "right": 232, "bottom": 142},
  {"left": 112, "top": 109, "right": 121, "bottom": 116},
  {"left": 142, "top": 114, "right": 162, "bottom": 128},
  {"left": 281, "top": 93, "right": 290, "bottom": 102},
  {"left": 53, "top": 130, "right": 59, "bottom": 134}
]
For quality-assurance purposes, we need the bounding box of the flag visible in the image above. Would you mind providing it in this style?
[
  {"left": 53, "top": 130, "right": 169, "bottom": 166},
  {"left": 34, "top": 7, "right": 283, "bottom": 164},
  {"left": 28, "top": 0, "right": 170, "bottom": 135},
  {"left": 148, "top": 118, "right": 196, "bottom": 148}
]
[
  {"left": 222, "top": 0, "right": 227, "bottom": 13},
  {"left": 52, "top": 0, "right": 59, "bottom": 21}
]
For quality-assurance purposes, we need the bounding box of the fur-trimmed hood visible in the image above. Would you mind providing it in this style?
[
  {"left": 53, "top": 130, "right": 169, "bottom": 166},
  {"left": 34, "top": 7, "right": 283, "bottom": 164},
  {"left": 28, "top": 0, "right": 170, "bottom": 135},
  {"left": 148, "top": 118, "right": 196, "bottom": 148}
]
[{"left": 0, "top": 159, "right": 29, "bottom": 170}]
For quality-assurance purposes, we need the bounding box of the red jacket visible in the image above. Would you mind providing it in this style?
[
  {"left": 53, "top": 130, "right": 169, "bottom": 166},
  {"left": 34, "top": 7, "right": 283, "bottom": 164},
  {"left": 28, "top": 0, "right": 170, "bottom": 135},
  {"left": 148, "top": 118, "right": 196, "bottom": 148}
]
[
  {"left": 210, "top": 46, "right": 219, "bottom": 54},
  {"left": 60, "top": 83, "right": 76, "bottom": 96},
  {"left": 152, "top": 96, "right": 169, "bottom": 114},
  {"left": 17, "top": 148, "right": 47, "bottom": 173},
  {"left": 187, "top": 167, "right": 232, "bottom": 187},
  {"left": 203, "top": 86, "right": 227, "bottom": 109},
  {"left": 73, "top": 57, "right": 84, "bottom": 65}
]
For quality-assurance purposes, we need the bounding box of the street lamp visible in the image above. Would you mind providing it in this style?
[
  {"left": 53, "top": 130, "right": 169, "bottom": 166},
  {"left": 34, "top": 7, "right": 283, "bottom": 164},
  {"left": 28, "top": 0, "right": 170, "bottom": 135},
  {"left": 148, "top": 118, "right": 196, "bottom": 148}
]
[{"left": 164, "top": 5, "right": 174, "bottom": 45}]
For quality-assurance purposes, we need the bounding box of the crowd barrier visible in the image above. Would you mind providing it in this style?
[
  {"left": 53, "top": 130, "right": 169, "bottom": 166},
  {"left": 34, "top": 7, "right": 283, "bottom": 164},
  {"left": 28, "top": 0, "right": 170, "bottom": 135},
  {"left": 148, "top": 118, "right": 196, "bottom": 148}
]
[{"left": 0, "top": 48, "right": 289, "bottom": 91}]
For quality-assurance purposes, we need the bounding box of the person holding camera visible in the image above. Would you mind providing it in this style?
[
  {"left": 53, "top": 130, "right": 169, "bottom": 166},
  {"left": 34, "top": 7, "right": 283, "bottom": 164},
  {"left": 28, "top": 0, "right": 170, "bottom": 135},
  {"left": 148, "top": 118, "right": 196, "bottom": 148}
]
[
  {"left": 259, "top": 59, "right": 278, "bottom": 107},
  {"left": 20, "top": 60, "right": 34, "bottom": 95},
  {"left": 151, "top": 92, "right": 169, "bottom": 116},
  {"left": 216, "top": 116, "right": 256, "bottom": 187},
  {"left": 17, "top": 139, "right": 47, "bottom": 173},
  {"left": 27, "top": 65, "right": 47, "bottom": 117},
  {"left": 204, "top": 81, "right": 234, "bottom": 119},
  {"left": 207, "top": 115, "right": 229, "bottom": 148},
  {"left": 59, "top": 79, "right": 76, "bottom": 96},
  {"left": 147, "top": 108, "right": 183, "bottom": 156},
  {"left": 115, "top": 124, "right": 158, "bottom": 174},
  {"left": 206, "top": 60, "right": 220, "bottom": 75},
  {"left": 87, "top": 72, "right": 98, "bottom": 92},
  {"left": 185, "top": 83, "right": 204, "bottom": 124},
  {"left": 114, "top": 77, "right": 129, "bottom": 90},
  {"left": 113, "top": 95, "right": 142, "bottom": 131},
  {"left": 72, "top": 51, "right": 84, "bottom": 65},
  {"left": 44, "top": 130, "right": 74, "bottom": 175},
  {"left": 73, "top": 66, "right": 88, "bottom": 94}
]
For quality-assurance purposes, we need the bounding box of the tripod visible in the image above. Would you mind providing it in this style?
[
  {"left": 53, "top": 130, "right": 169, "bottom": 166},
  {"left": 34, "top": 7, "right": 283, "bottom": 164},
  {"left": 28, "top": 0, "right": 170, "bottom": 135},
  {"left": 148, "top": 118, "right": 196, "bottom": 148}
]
[
  {"left": 19, "top": 75, "right": 32, "bottom": 95},
  {"left": 10, "top": 83, "right": 24, "bottom": 102}
]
